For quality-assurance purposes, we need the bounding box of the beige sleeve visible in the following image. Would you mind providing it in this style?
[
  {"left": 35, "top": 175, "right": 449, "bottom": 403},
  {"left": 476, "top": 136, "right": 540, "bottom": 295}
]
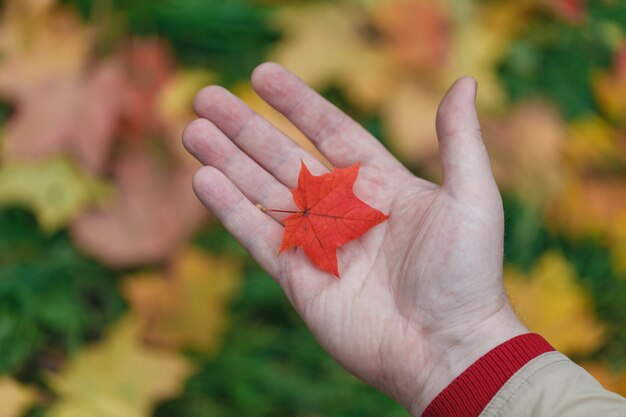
[{"left": 479, "top": 351, "right": 626, "bottom": 417}]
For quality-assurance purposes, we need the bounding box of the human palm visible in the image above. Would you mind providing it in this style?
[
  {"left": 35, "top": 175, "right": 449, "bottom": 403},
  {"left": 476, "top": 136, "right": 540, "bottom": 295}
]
[{"left": 184, "top": 63, "right": 526, "bottom": 416}]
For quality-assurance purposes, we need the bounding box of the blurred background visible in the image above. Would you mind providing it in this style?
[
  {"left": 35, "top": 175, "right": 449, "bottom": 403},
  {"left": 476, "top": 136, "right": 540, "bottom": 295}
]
[{"left": 1, "top": 0, "right": 625, "bottom": 415}]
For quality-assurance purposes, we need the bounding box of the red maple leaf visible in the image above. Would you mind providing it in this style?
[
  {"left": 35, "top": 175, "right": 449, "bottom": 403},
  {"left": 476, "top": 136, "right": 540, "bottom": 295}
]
[{"left": 274, "top": 162, "right": 389, "bottom": 277}]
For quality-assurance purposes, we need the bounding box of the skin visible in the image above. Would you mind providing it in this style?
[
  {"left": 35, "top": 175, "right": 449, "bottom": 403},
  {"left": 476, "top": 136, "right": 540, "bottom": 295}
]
[{"left": 183, "top": 62, "right": 528, "bottom": 416}]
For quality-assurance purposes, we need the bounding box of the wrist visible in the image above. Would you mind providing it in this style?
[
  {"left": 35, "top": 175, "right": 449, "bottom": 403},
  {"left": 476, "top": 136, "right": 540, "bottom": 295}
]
[{"left": 410, "top": 302, "right": 528, "bottom": 417}]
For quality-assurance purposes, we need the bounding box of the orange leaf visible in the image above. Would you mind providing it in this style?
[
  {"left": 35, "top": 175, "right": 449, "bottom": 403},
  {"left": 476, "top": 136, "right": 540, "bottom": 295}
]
[
  {"left": 276, "top": 162, "right": 388, "bottom": 277},
  {"left": 372, "top": 0, "right": 450, "bottom": 72},
  {"left": 552, "top": 0, "right": 586, "bottom": 23},
  {"left": 120, "top": 39, "right": 176, "bottom": 141},
  {"left": 123, "top": 248, "right": 241, "bottom": 352}
]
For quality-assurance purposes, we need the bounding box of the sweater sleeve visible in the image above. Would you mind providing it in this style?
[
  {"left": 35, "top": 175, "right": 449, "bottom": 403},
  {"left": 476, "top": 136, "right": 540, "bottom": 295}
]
[{"left": 421, "top": 333, "right": 626, "bottom": 417}]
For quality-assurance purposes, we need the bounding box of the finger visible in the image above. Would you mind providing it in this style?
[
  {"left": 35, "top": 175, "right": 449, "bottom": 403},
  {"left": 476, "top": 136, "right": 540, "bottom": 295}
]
[
  {"left": 193, "top": 166, "right": 283, "bottom": 279},
  {"left": 435, "top": 77, "right": 498, "bottom": 200},
  {"left": 251, "top": 62, "right": 401, "bottom": 169},
  {"left": 193, "top": 85, "right": 328, "bottom": 188},
  {"left": 183, "top": 118, "right": 295, "bottom": 220}
]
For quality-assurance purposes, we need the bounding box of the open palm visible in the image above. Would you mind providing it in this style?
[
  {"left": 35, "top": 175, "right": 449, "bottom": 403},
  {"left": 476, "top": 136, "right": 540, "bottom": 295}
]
[{"left": 183, "top": 63, "right": 526, "bottom": 416}]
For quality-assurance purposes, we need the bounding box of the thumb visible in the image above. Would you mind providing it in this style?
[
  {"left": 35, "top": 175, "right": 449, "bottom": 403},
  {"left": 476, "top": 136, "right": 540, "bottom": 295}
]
[{"left": 436, "top": 77, "right": 497, "bottom": 200}]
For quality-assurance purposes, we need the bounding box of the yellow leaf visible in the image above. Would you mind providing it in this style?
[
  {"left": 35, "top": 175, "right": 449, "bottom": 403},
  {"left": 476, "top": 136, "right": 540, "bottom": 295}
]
[
  {"left": 270, "top": 3, "right": 398, "bottom": 111},
  {"left": 611, "top": 239, "right": 626, "bottom": 274},
  {"left": 505, "top": 252, "right": 605, "bottom": 356},
  {"left": 158, "top": 70, "right": 214, "bottom": 121},
  {"left": 0, "top": 1, "right": 91, "bottom": 98},
  {"left": 380, "top": 80, "right": 441, "bottom": 176},
  {"left": 157, "top": 70, "right": 215, "bottom": 158},
  {"left": 592, "top": 45, "right": 626, "bottom": 123},
  {"left": 565, "top": 117, "right": 620, "bottom": 172},
  {"left": 124, "top": 248, "right": 241, "bottom": 353},
  {"left": 233, "top": 83, "right": 329, "bottom": 167},
  {"left": 7, "top": 0, "right": 56, "bottom": 14},
  {"left": 0, "top": 377, "right": 38, "bottom": 417},
  {"left": 48, "top": 316, "right": 192, "bottom": 417},
  {"left": 0, "top": 158, "right": 111, "bottom": 232},
  {"left": 543, "top": 117, "right": 626, "bottom": 270},
  {"left": 545, "top": 176, "right": 626, "bottom": 240}
]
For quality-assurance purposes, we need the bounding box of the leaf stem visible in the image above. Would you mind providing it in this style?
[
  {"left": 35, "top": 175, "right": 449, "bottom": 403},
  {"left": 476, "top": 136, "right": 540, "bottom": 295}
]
[{"left": 255, "top": 203, "right": 301, "bottom": 214}]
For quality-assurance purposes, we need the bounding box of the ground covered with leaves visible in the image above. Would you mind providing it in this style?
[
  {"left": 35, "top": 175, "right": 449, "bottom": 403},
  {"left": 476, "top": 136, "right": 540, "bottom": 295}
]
[{"left": 1, "top": 0, "right": 626, "bottom": 416}]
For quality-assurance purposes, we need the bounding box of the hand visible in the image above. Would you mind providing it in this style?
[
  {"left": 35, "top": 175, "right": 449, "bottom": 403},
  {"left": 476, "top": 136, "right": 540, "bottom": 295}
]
[{"left": 183, "top": 63, "right": 528, "bottom": 416}]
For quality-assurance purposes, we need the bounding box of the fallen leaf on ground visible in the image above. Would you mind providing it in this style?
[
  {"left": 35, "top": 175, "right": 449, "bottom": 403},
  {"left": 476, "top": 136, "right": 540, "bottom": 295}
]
[
  {"left": 565, "top": 117, "right": 621, "bottom": 173},
  {"left": 48, "top": 316, "right": 192, "bottom": 417},
  {"left": 505, "top": 252, "right": 605, "bottom": 355},
  {"left": 372, "top": 0, "right": 450, "bottom": 73},
  {"left": 545, "top": 176, "right": 626, "bottom": 240},
  {"left": 533, "top": 117, "right": 626, "bottom": 244},
  {"left": 70, "top": 151, "right": 206, "bottom": 268},
  {"left": 123, "top": 247, "right": 241, "bottom": 352},
  {"left": 157, "top": 69, "right": 215, "bottom": 159},
  {"left": 483, "top": 101, "right": 567, "bottom": 204},
  {"left": 547, "top": 0, "right": 586, "bottom": 23},
  {"left": 3, "top": 61, "right": 124, "bottom": 173},
  {"left": 0, "top": 377, "right": 38, "bottom": 417},
  {"left": 593, "top": 46, "right": 626, "bottom": 123},
  {"left": 380, "top": 80, "right": 442, "bottom": 176},
  {"left": 443, "top": 2, "right": 527, "bottom": 111},
  {"left": 0, "top": 158, "right": 111, "bottom": 232},
  {"left": 120, "top": 38, "right": 176, "bottom": 141},
  {"left": 0, "top": 2, "right": 91, "bottom": 99},
  {"left": 270, "top": 3, "right": 397, "bottom": 110},
  {"left": 275, "top": 162, "right": 388, "bottom": 277}
]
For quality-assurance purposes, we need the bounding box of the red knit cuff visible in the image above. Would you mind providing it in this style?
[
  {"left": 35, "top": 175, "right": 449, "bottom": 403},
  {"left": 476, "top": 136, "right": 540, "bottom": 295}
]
[{"left": 421, "top": 333, "right": 555, "bottom": 417}]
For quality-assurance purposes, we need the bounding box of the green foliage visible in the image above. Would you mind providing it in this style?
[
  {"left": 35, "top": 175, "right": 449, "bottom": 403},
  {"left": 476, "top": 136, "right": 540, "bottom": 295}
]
[
  {"left": 589, "top": 1, "right": 626, "bottom": 28},
  {"left": 503, "top": 196, "right": 551, "bottom": 271},
  {"left": 63, "top": 0, "right": 279, "bottom": 85},
  {"left": 0, "top": 100, "right": 12, "bottom": 125},
  {"left": 0, "top": 207, "right": 125, "bottom": 375},
  {"left": 498, "top": 20, "right": 612, "bottom": 119}
]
